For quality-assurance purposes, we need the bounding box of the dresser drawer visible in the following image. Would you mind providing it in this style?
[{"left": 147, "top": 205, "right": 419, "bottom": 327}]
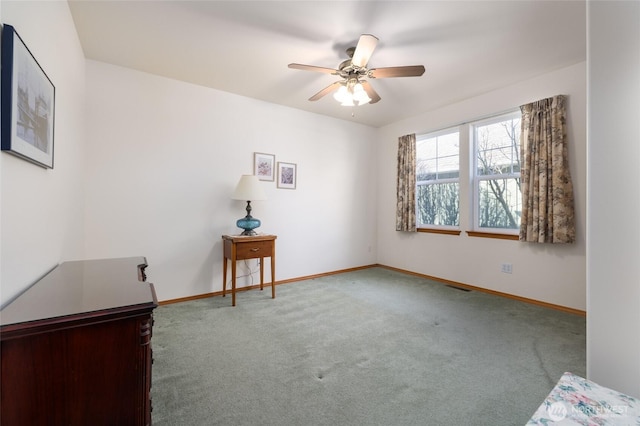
[{"left": 235, "top": 240, "right": 273, "bottom": 259}]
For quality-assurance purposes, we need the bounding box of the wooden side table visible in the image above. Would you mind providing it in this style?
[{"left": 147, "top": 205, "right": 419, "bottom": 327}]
[{"left": 222, "top": 234, "right": 277, "bottom": 306}]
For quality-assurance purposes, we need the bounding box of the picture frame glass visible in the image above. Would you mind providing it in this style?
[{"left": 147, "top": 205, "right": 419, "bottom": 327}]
[
  {"left": 277, "top": 162, "right": 297, "bottom": 189},
  {"left": 254, "top": 152, "right": 275, "bottom": 181},
  {"left": 1, "top": 25, "right": 55, "bottom": 168}
]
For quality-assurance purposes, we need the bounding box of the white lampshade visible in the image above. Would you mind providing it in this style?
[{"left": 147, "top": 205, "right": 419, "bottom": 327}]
[{"left": 232, "top": 175, "right": 267, "bottom": 201}]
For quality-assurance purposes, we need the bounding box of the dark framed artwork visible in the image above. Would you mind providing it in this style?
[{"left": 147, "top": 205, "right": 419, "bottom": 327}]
[
  {"left": 277, "top": 162, "right": 297, "bottom": 189},
  {"left": 1, "top": 24, "right": 55, "bottom": 168}
]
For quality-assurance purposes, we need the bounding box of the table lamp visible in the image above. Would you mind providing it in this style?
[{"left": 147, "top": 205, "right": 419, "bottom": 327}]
[{"left": 232, "top": 175, "right": 267, "bottom": 235}]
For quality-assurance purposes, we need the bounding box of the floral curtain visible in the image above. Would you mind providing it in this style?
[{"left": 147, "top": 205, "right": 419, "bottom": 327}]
[
  {"left": 396, "top": 134, "right": 417, "bottom": 232},
  {"left": 519, "top": 95, "right": 575, "bottom": 243}
]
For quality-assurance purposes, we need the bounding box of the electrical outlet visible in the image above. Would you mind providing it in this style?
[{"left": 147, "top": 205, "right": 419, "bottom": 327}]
[{"left": 501, "top": 263, "right": 513, "bottom": 274}]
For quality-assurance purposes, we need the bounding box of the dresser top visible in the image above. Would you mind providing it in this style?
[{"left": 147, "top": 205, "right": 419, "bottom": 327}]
[{"left": 0, "top": 257, "right": 157, "bottom": 328}]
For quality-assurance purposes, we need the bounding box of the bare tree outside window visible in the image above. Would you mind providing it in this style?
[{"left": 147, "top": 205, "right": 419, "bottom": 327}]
[
  {"left": 473, "top": 114, "right": 521, "bottom": 230},
  {"left": 414, "top": 112, "right": 521, "bottom": 232},
  {"left": 416, "top": 129, "right": 460, "bottom": 227}
]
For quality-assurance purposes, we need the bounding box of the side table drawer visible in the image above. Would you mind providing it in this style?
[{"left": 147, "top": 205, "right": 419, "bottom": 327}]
[{"left": 236, "top": 240, "right": 273, "bottom": 259}]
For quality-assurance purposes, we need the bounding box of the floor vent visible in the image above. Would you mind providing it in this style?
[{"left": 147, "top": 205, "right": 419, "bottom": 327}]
[{"left": 446, "top": 285, "right": 471, "bottom": 292}]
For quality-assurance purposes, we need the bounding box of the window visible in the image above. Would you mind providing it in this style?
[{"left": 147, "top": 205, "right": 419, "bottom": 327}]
[
  {"left": 413, "top": 110, "right": 522, "bottom": 238},
  {"left": 416, "top": 128, "right": 460, "bottom": 228},
  {"left": 471, "top": 112, "right": 521, "bottom": 232}
]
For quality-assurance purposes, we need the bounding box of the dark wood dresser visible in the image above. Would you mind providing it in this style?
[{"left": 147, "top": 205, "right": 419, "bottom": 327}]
[{"left": 0, "top": 257, "right": 158, "bottom": 426}]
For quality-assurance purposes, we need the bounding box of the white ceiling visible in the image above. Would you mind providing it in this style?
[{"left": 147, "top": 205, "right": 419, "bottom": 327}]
[{"left": 68, "top": 0, "right": 586, "bottom": 128}]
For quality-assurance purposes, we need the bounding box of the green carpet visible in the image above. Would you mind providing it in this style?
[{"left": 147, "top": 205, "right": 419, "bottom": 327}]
[{"left": 151, "top": 267, "right": 585, "bottom": 425}]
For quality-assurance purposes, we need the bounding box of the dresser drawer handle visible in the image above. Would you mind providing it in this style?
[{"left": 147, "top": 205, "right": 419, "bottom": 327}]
[{"left": 250, "top": 248, "right": 260, "bottom": 252}]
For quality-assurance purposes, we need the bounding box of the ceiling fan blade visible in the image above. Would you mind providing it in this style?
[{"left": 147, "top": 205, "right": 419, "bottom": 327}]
[
  {"left": 360, "top": 81, "right": 381, "bottom": 104},
  {"left": 369, "top": 65, "right": 425, "bottom": 78},
  {"left": 288, "top": 63, "right": 338, "bottom": 74},
  {"left": 308, "top": 81, "right": 342, "bottom": 101},
  {"left": 351, "top": 34, "right": 379, "bottom": 68}
]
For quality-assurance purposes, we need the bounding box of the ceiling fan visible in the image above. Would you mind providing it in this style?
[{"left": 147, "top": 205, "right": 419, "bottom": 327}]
[{"left": 288, "top": 34, "right": 425, "bottom": 106}]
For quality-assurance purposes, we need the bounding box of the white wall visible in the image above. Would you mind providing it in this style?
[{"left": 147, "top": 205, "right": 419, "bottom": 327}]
[
  {"left": 0, "top": 2, "right": 589, "bottom": 316},
  {"left": 83, "top": 60, "right": 378, "bottom": 301},
  {"left": 587, "top": 1, "right": 640, "bottom": 398},
  {"left": 376, "top": 62, "right": 587, "bottom": 311},
  {"left": 0, "top": 1, "right": 86, "bottom": 306}
]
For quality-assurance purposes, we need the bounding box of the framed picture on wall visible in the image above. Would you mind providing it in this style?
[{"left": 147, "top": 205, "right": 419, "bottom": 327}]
[
  {"left": 277, "top": 162, "right": 297, "bottom": 189},
  {"left": 254, "top": 152, "right": 275, "bottom": 181},
  {"left": 1, "top": 24, "right": 55, "bottom": 169}
]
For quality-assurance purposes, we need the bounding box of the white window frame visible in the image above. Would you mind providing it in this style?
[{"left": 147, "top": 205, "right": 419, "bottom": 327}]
[
  {"left": 416, "top": 126, "right": 460, "bottom": 230},
  {"left": 470, "top": 110, "right": 522, "bottom": 234}
]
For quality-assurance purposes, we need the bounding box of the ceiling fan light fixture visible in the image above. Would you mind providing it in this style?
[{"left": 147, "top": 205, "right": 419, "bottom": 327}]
[
  {"left": 333, "top": 85, "right": 349, "bottom": 102},
  {"left": 332, "top": 80, "right": 370, "bottom": 107},
  {"left": 290, "top": 34, "right": 424, "bottom": 107},
  {"left": 352, "top": 83, "right": 371, "bottom": 105},
  {"left": 340, "top": 97, "right": 355, "bottom": 107},
  {"left": 354, "top": 95, "right": 371, "bottom": 105}
]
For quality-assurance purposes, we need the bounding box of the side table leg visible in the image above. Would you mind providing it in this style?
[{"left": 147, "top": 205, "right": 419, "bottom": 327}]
[
  {"left": 260, "top": 257, "right": 264, "bottom": 291},
  {"left": 271, "top": 251, "right": 276, "bottom": 299},
  {"left": 231, "top": 259, "right": 237, "bottom": 307},
  {"left": 222, "top": 257, "right": 227, "bottom": 297}
]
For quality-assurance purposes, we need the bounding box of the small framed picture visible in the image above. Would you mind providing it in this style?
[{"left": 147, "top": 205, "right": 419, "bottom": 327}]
[
  {"left": 1, "top": 24, "right": 55, "bottom": 169},
  {"left": 277, "top": 162, "right": 297, "bottom": 189},
  {"left": 253, "top": 152, "right": 275, "bottom": 181}
]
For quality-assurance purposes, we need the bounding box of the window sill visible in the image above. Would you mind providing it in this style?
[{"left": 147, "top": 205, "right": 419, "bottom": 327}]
[
  {"left": 417, "top": 228, "right": 462, "bottom": 236},
  {"left": 466, "top": 231, "right": 519, "bottom": 240}
]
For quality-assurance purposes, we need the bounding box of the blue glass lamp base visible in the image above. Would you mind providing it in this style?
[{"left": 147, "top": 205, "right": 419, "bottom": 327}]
[{"left": 236, "top": 216, "right": 261, "bottom": 236}]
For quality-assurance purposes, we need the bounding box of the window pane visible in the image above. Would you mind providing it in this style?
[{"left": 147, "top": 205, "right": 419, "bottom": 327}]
[
  {"left": 475, "top": 117, "right": 520, "bottom": 176},
  {"left": 416, "top": 128, "right": 460, "bottom": 228},
  {"left": 417, "top": 131, "right": 460, "bottom": 182},
  {"left": 472, "top": 112, "right": 522, "bottom": 232},
  {"left": 477, "top": 178, "right": 521, "bottom": 229},
  {"left": 418, "top": 158, "right": 437, "bottom": 181},
  {"left": 417, "top": 182, "right": 459, "bottom": 226}
]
